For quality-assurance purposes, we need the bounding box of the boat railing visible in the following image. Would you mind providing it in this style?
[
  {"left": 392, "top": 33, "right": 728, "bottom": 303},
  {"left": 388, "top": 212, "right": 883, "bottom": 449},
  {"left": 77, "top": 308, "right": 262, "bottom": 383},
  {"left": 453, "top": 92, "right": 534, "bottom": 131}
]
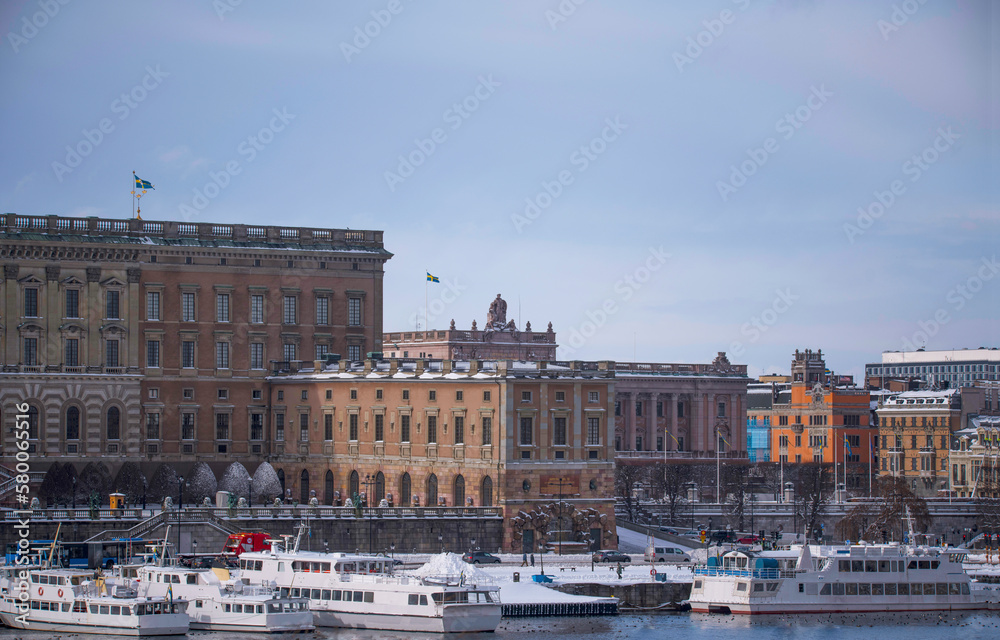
[{"left": 692, "top": 567, "right": 805, "bottom": 579}]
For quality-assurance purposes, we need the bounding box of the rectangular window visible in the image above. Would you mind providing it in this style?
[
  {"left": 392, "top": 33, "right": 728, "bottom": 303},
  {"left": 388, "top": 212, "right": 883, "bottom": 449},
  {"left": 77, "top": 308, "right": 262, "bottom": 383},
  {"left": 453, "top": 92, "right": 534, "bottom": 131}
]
[
  {"left": 250, "top": 343, "right": 264, "bottom": 369},
  {"left": 401, "top": 414, "right": 411, "bottom": 442},
  {"left": 65, "top": 338, "right": 79, "bottom": 367},
  {"left": 146, "top": 413, "right": 160, "bottom": 439},
  {"left": 520, "top": 416, "right": 533, "bottom": 445},
  {"left": 250, "top": 414, "right": 263, "bottom": 441},
  {"left": 146, "top": 291, "right": 161, "bottom": 320},
  {"left": 484, "top": 390, "right": 492, "bottom": 402},
  {"left": 275, "top": 413, "right": 285, "bottom": 441},
  {"left": 105, "top": 290, "right": 120, "bottom": 319},
  {"left": 65, "top": 289, "right": 79, "bottom": 318},
  {"left": 216, "top": 413, "right": 230, "bottom": 441},
  {"left": 181, "top": 413, "right": 195, "bottom": 440},
  {"left": 349, "top": 414, "right": 358, "bottom": 441},
  {"left": 427, "top": 415, "right": 437, "bottom": 443},
  {"left": 657, "top": 401, "right": 663, "bottom": 417},
  {"left": 555, "top": 391, "right": 565, "bottom": 402},
  {"left": 718, "top": 402, "right": 726, "bottom": 418},
  {"left": 587, "top": 417, "right": 600, "bottom": 445},
  {"left": 454, "top": 416, "right": 464, "bottom": 444},
  {"left": 216, "top": 342, "right": 230, "bottom": 369},
  {"left": 315, "top": 344, "right": 329, "bottom": 360},
  {"left": 348, "top": 298, "right": 361, "bottom": 326},
  {"left": 403, "top": 389, "right": 410, "bottom": 400},
  {"left": 283, "top": 343, "right": 297, "bottom": 362},
  {"left": 217, "top": 293, "right": 230, "bottom": 322},
  {"left": 429, "top": 390, "right": 437, "bottom": 401},
  {"left": 375, "top": 414, "right": 385, "bottom": 441},
  {"left": 376, "top": 389, "right": 383, "bottom": 400},
  {"left": 300, "top": 413, "right": 309, "bottom": 442},
  {"left": 348, "top": 345, "right": 361, "bottom": 361},
  {"left": 146, "top": 340, "right": 160, "bottom": 368},
  {"left": 106, "top": 340, "right": 119, "bottom": 367},
  {"left": 182, "top": 341, "right": 195, "bottom": 368},
  {"left": 677, "top": 402, "right": 685, "bottom": 418},
  {"left": 251, "top": 294, "right": 264, "bottom": 323},
  {"left": 283, "top": 296, "right": 297, "bottom": 324},
  {"left": 522, "top": 391, "right": 532, "bottom": 403},
  {"left": 182, "top": 292, "right": 196, "bottom": 321},
  {"left": 456, "top": 390, "right": 464, "bottom": 401},
  {"left": 553, "top": 416, "right": 567, "bottom": 446},
  {"left": 636, "top": 401, "right": 642, "bottom": 417},
  {"left": 588, "top": 391, "right": 599, "bottom": 403},
  {"left": 481, "top": 416, "right": 491, "bottom": 445},
  {"left": 324, "top": 414, "right": 333, "bottom": 441},
  {"left": 316, "top": 297, "right": 329, "bottom": 325}
]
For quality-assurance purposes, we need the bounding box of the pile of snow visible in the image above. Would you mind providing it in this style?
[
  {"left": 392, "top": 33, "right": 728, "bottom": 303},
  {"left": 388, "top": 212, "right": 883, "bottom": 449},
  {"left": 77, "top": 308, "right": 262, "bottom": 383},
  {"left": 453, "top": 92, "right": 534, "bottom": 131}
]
[{"left": 410, "top": 553, "right": 493, "bottom": 583}]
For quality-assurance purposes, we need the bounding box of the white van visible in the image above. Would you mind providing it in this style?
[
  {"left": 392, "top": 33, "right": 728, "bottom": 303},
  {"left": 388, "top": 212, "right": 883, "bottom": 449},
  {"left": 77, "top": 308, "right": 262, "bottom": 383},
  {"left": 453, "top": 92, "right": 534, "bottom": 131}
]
[{"left": 644, "top": 546, "right": 691, "bottom": 563}]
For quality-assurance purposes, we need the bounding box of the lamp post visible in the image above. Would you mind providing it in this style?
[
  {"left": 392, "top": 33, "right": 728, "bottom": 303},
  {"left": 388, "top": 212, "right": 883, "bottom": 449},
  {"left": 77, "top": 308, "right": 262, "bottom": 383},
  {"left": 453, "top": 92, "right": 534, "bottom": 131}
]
[
  {"left": 72, "top": 476, "right": 77, "bottom": 510},
  {"left": 362, "top": 474, "right": 375, "bottom": 554},
  {"left": 390, "top": 542, "right": 395, "bottom": 561},
  {"left": 193, "top": 539, "right": 198, "bottom": 566},
  {"left": 552, "top": 477, "right": 573, "bottom": 556},
  {"left": 177, "top": 475, "right": 184, "bottom": 556},
  {"left": 438, "top": 534, "right": 443, "bottom": 554}
]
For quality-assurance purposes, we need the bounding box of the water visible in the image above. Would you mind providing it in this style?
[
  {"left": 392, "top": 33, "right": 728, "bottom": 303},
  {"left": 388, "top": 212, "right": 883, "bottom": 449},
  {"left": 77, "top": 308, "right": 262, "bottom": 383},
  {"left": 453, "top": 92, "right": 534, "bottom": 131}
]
[{"left": 3, "top": 612, "right": 1000, "bottom": 640}]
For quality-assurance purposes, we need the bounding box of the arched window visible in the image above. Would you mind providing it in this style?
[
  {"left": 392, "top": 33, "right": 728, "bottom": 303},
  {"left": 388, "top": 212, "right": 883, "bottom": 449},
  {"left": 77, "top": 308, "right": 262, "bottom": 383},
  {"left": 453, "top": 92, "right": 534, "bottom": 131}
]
[
  {"left": 400, "top": 472, "right": 411, "bottom": 506},
  {"left": 325, "top": 470, "right": 335, "bottom": 505},
  {"left": 106, "top": 407, "right": 120, "bottom": 440},
  {"left": 427, "top": 474, "right": 438, "bottom": 507},
  {"left": 349, "top": 470, "right": 359, "bottom": 501},
  {"left": 300, "top": 469, "right": 310, "bottom": 504},
  {"left": 277, "top": 469, "right": 285, "bottom": 496},
  {"left": 26, "top": 405, "right": 40, "bottom": 440},
  {"left": 65, "top": 406, "right": 80, "bottom": 441},
  {"left": 375, "top": 471, "right": 385, "bottom": 503},
  {"left": 481, "top": 476, "right": 493, "bottom": 507},
  {"left": 454, "top": 475, "right": 465, "bottom": 506}
]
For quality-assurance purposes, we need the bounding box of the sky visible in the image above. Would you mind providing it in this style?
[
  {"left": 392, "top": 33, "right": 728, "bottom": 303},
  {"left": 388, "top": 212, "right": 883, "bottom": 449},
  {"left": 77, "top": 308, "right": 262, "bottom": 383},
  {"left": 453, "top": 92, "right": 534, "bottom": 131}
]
[{"left": 1, "top": 1, "right": 997, "bottom": 380}]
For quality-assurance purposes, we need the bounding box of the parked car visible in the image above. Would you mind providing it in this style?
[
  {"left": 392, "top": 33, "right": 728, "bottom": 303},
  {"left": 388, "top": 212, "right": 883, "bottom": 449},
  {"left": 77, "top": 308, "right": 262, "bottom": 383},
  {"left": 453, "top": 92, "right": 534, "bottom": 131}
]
[
  {"left": 680, "top": 529, "right": 703, "bottom": 537},
  {"left": 593, "top": 550, "right": 632, "bottom": 563},
  {"left": 710, "top": 530, "right": 738, "bottom": 544},
  {"left": 644, "top": 546, "right": 692, "bottom": 563},
  {"left": 737, "top": 535, "right": 762, "bottom": 545},
  {"left": 658, "top": 527, "right": 679, "bottom": 535},
  {"left": 462, "top": 551, "right": 501, "bottom": 565}
]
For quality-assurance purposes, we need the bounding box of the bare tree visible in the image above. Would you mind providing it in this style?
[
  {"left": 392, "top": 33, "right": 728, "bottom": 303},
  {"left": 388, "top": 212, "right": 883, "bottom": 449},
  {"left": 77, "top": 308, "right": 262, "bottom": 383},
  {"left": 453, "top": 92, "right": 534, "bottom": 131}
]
[
  {"left": 837, "top": 475, "right": 931, "bottom": 542},
  {"left": 722, "top": 464, "right": 750, "bottom": 532},
  {"left": 615, "top": 463, "right": 646, "bottom": 523},
  {"left": 648, "top": 462, "right": 692, "bottom": 526},
  {"left": 791, "top": 463, "right": 832, "bottom": 541}
]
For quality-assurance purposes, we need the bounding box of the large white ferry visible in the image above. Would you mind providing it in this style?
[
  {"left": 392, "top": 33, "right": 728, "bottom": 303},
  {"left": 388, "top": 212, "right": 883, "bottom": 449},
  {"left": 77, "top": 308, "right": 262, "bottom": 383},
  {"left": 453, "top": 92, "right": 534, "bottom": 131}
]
[
  {"left": 235, "top": 529, "right": 501, "bottom": 633},
  {"left": 0, "top": 565, "right": 189, "bottom": 636},
  {"left": 689, "top": 542, "right": 1000, "bottom": 614}
]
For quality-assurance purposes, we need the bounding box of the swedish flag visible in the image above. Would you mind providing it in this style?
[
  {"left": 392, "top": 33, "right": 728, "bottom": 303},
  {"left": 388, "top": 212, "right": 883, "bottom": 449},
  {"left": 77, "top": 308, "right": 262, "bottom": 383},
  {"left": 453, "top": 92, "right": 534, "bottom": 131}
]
[
  {"left": 844, "top": 435, "right": 852, "bottom": 456},
  {"left": 134, "top": 174, "right": 154, "bottom": 190},
  {"left": 426, "top": 272, "right": 440, "bottom": 283}
]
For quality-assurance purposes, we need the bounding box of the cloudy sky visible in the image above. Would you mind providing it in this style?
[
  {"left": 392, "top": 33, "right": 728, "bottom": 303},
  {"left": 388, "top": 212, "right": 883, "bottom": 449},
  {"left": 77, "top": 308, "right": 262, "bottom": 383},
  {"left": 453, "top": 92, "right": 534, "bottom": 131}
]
[{"left": 2, "top": 1, "right": 996, "bottom": 379}]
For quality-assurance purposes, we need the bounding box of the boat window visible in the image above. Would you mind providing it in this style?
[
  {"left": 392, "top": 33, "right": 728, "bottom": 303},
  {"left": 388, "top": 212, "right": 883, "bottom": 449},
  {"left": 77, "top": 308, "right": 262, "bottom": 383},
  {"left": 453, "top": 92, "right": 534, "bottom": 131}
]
[
  {"left": 278, "top": 562, "right": 285, "bottom": 572},
  {"left": 257, "top": 605, "right": 264, "bottom": 613},
  {"left": 112, "top": 605, "right": 121, "bottom": 615},
  {"left": 100, "top": 605, "right": 110, "bottom": 614},
  {"left": 911, "top": 583, "right": 922, "bottom": 595},
  {"left": 737, "top": 583, "right": 747, "bottom": 592},
  {"left": 962, "top": 584, "right": 970, "bottom": 595},
  {"left": 353, "top": 591, "right": 364, "bottom": 602},
  {"left": 31, "top": 601, "right": 39, "bottom": 610},
  {"left": 845, "top": 583, "right": 858, "bottom": 596},
  {"left": 240, "top": 560, "right": 246, "bottom": 570},
  {"left": 885, "top": 583, "right": 897, "bottom": 595},
  {"left": 239, "top": 604, "right": 247, "bottom": 613},
  {"left": 71, "top": 577, "right": 81, "bottom": 585},
  {"left": 918, "top": 561, "right": 930, "bottom": 570},
  {"left": 74, "top": 601, "right": 86, "bottom": 613},
  {"left": 332, "top": 590, "right": 342, "bottom": 601},
  {"left": 432, "top": 592, "right": 443, "bottom": 603},
  {"left": 820, "top": 583, "right": 831, "bottom": 595},
  {"left": 311, "top": 589, "right": 321, "bottom": 599},
  {"left": 878, "top": 561, "right": 890, "bottom": 572},
  {"left": 908, "top": 561, "right": 917, "bottom": 569},
  {"left": 931, "top": 561, "right": 940, "bottom": 569},
  {"left": 225, "top": 604, "right": 232, "bottom": 612},
  {"left": 693, "top": 580, "right": 702, "bottom": 590},
  {"left": 62, "top": 603, "right": 71, "bottom": 612},
  {"left": 322, "top": 563, "right": 331, "bottom": 573},
  {"left": 872, "top": 584, "right": 884, "bottom": 596},
  {"left": 269, "top": 603, "right": 281, "bottom": 613},
  {"left": 420, "top": 595, "right": 428, "bottom": 605},
  {"left": 292, "top": 561, "right": 301, "bottom": 572},
  {"left": 187, "top": 574, "right": 197, "bottom": 584},
  {"left": 364, "top": 592, "right": 374, "bottom": 603},
  {"left": 864, "top": 561, "right": 877, "bottom": 572},
  {"left": 833, "top": 583, "right": 845, "bottom": 596},
  {"left": 408, "top": 594, "right": 419, "bottom": 605},
  {"left": 280, "top": 588, "right": 289, "bottom": 597},
  {"left": 343, "top": 563, "right": 356, "bottom": 573},
  {"left": 312, "top": 563, "right": 322, "bottom": 572},
  {"left": 753, "top": 583, "right": 764, "bottom": 592},
  {"left": 291, "top": 588, "right": 300, "bottom": 597},
  {"left": 935, "top": 583, "right": 947, "bottom": 595},
  {"left": 950, "top": 583, "right": 961, "bottom": 595},
  {"left": 851, "top": 561, "right": 863, "bottom": 572},
  {"left": 255, "top": 561, "right": 263, "bottom": 571},
  {"left": 322, "top": 590, "right": 331, "bottom": 600},
  {"left": 173, "top": 604, "right": 182, "bottom": 613},
  {"left": 195, "top": 600, "right": 203, "bottom": 608},
  {"left": 41, "top": 602, "right": 50, "bottom": 611},
  {"left": 839, "top": 560, "right": 850, "bottom": 572}
]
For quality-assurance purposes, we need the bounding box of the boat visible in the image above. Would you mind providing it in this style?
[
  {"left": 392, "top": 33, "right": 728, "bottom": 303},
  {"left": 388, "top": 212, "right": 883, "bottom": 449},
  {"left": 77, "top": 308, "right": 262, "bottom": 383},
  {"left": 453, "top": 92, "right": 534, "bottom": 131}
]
[
  {"left": 0, "top": 565, "right": 189, "bottom": 636},
  {"left": 234, "top": 525, "right": 501, "bottom": 632},
  {"left": 689, "top": 542, "right": 1000, "bottom": 614}
]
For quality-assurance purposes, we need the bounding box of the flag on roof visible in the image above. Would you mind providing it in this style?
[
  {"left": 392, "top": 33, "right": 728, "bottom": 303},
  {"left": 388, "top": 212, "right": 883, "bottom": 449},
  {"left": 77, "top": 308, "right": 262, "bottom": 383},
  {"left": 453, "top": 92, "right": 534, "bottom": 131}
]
[
  {"left": 133, "top": 173, "right": 154, "bottom": 190},
  {"left": 426, "top": 272, "right": 440, "bottom": 283}
]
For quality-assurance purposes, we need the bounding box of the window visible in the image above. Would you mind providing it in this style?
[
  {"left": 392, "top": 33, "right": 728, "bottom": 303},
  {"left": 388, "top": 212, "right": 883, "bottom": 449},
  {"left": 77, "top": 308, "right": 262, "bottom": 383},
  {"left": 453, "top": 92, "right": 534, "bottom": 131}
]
[
  {"left": 717, "top": 402, "right": 726, "bottom": 418},
  {"left": 375, "top": 414, "right": 384, "bottom": 441},
  {"left": 181, "top": 413, "right": 195, "bottom": 440},
  {"left": 315, "top": 344, "right": 329, "bottom": 360},
  {"left": 218, "top": 388, "right": 228, "bottom": 400},
  {"left": 251, "top": 294, "right": 264, "bottom": 323},
  {"left": 677, "top": 402, "right": 685, "bottom": 418},
  {"left": 66, "top": 406, "right": 80, "bottom": 440},
  {"left": 182, "top": 341, "right": 195, "bottom": 368},
  {"left": 555, "top": 391, "right": 565, "bottom": 402},
  {"left": 795, "top": 435, "right": 802, "bottom": 447},
  {"left": 521, "top": 391, "right": 532, "bottom": 403},
  {"left": 349, "top": 414, "right": 359, "bottom": 440},
  {"left": 403, "top": 389, "right": 410, "bottom": 400},
  {"left": 348, "top": 298, "right": 361, "bottom": 326},
  {"left": 106, "top": 339, "right": 119, "bottom": 367},
  {"left": 250, "top": 343, "right": 264, "bottom": 369},
  {"left": 454, "top": 416, "right": 464, "bottom": 444},
  {"left": 283, "top": 296, "right": 297, "bottom": 324},
  {"left": 217, "top": 293, "right": 230, "bottom": 322},
  {"left": 348, "top": 345, "right": 360, "bottom": 361},
  {"left": 216, "top": 342, "right": 230, "bottom": 369},
  {"left": 484, "top": 390, "right": 491, "bottom": 402},
  {"left": 481, "top": 416, "right": 492, "bottom": 445},
  {"left": 146, "top": 413, "right": 160, "bottom": 440},
  {"left": 283, "top": 343, "right": 297, "bottom": 362},
  {"left": 657, "top": 401, "right": 663, "bottom": 417},
  {"left": 588, "top": 391, "right": 599, "bottom": 403},
  {"left": 251, "top": 414, "right": 264, "bottom": 441},
  {"left": 275, "top": 413, "right": 285, "bottom": 441},
  {"left": 316, "top": 297, "right": 329, "bottom": 325},
  {"left": 456, "top": 390, "right": 464, "bottom": 401},
  {"left": 300, "top": 413, "right": 309, "bottom": 442},
  {"left": 182, "top": 292, "right": 196, "bottom": 321},
  {"left": 105, "top": 290, "right": 121, "bottom": 319},
  {"left": 401, "top": 414, "right": 411, "bottom": 442},
  {"left": 146, "top": 340, "right": 160, "bottom": 368},
  {"left": 779, "top": 415, "right": 788, "bottom": 426},
  {"left": 24, "top": 287, "right": 38, "bottom": 316},
  {"left": 636, "top": 401, "right": 642, "bottom": 417},
  {"left": 553, "top": 416, "right": 567, "bottom": 445},
  {"left": 106, "top": 407, "right": 120, "bottom": 440},
  {"left": 66, "top": 288, "right": 80, "bottom": 318},
  {"left": 64, "top": 338, "right": 79, "bottom": 367},
  {"left": 427, "top": 415, "right": 437, "bottom": 443},
  {"left": 376, "top": 389, "right": 383, "bottom": 400},
  {"left": 216, "top": 413, "right": 230, "bottom": 441},
  {"left": 429, "top": 390, "right": 437, "bottom": 401},
  {"left": 301, "top": 390, "right": 308, "bottom": 400},
  {"left": 587, "top": 417, "right": 600, "bottom": 445},
  {"left": 23, "top": 337, "right": 37, "bottom": 365},
  {"left": 350, "top": 389, "right": 358, "bottom": 400},
  {"left": 520, "top": 416, "right": 533, "bottom": 445}
]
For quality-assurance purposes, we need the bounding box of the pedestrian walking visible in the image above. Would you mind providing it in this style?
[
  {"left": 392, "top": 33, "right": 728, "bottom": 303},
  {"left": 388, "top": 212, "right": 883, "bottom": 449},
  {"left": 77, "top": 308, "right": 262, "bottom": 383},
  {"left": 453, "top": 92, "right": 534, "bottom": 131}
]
[
  {"left": 521, "top": 553, "right": 528, "bottom": 567},
  {"left": 530, "top": 553, "right": 535, "bottom": 567}
]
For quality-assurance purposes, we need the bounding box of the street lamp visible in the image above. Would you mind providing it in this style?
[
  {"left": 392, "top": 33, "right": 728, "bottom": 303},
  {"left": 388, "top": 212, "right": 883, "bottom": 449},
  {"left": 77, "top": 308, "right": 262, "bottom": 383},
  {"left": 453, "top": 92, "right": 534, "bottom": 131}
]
[
  {"left": 177, "top": 475, "right": 184, "bottom": 556},
  {"left": 390, "top": 542, "right": 395, "bottom": 561},
  {"left": 552, "top": 477, "right": 573, "bottom": 556},
  {"left": 72, "top": 476, "right": 77, "bottom": 510},
  {"left": 193, "top": 539, "right": 198, "bottom": 565},
  {"left": 361, "top": 474, "right": 376, "bottom": 554}
]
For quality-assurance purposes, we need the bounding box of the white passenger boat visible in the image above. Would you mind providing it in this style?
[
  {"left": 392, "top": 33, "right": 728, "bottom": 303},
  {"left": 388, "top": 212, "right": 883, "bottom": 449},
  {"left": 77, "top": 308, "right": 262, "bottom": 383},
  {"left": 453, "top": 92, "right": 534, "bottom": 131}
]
[
  {"left": 235, "top": 528, "right": 501, "bottom": 632},
  {"left": 689, "top": 542, "right": 1000, "bottom": 614},
  {"left": 119, "top": 563, "right": 314, "bottom": 633},
  {"left": 0, "top": 565, "right": 189, "bottom": 636}
]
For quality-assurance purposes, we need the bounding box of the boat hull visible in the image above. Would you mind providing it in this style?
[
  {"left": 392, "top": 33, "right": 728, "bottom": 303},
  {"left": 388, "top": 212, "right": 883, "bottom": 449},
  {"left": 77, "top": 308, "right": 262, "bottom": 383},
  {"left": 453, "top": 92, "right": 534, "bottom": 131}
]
[
  {"left": 690, "top": 600, "right": 990, "bottom": 614},
  {"left": 313, "top": 603, "right": 501, "bottom": 633},
  {"left": 0, "top": 611, "right": 188, "bottom": 636}
]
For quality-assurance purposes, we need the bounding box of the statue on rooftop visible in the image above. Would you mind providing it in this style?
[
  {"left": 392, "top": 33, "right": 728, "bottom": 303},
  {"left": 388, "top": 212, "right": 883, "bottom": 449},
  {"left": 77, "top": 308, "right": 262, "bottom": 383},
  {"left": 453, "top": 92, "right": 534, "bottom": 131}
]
[{"left": 487, "top": 294, "right": 507, "bottom": 328}]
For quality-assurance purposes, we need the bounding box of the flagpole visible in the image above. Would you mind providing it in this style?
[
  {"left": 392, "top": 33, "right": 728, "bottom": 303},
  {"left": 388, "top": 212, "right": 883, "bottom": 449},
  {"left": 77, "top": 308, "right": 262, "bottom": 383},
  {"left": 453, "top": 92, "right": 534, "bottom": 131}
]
[
  {"left": 424, "top": 272, "right": 428, "bottom": 332},
  {"left": 132, "top": 171, "right": 136, "bottom": 219},
  {"left": 869, "top": 433, "right": 873, "bottom": 496}
]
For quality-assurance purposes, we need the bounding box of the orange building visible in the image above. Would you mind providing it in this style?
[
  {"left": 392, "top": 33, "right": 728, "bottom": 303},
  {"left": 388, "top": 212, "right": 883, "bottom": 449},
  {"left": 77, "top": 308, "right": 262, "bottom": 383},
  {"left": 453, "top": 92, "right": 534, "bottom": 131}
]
[{"left": 768, "top": 349, "right": 875, "bottom": 493}]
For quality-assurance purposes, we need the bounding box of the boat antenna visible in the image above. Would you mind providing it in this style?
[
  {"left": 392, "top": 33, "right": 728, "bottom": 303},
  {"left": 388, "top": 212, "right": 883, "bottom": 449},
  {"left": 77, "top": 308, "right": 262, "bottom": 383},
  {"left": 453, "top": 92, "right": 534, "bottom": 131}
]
[
  {"left": 46, "top": 523, "right": 62, "bottom": 569},
  {"left": 903, "top": 505, "right": 916, "bottom": 547}
]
